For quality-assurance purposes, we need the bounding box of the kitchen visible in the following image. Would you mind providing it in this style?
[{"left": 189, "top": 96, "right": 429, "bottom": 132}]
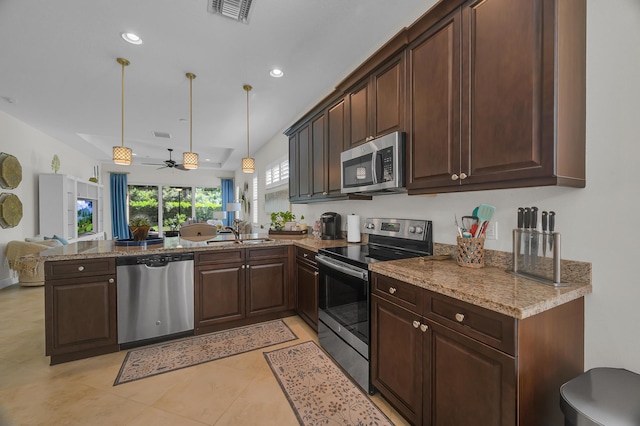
[{"left": 1, "top": 0, "right": 640, "bottom": 425}]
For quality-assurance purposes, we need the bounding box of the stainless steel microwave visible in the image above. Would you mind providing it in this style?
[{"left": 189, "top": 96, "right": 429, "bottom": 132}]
[{"left": 340, "top": 131, "right": 405, "bottom": 195}]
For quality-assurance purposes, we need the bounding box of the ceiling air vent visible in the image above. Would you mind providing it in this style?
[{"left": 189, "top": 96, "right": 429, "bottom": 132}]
[
  {"left": 152, "top": 131, "right": 171, "bottom": 139},
  {"left": 207, "top": 0, "right": 253, "bottom": 24}
]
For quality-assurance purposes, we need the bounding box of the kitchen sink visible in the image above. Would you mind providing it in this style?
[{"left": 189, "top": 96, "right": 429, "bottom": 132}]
[{"left": 237, "top": 238, "right": 273, "bottom": 244}]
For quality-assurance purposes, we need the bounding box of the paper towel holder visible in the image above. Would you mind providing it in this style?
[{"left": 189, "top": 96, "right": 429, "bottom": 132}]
[{"left": 347, "top": 213, "right": 361, "bottom": 243}]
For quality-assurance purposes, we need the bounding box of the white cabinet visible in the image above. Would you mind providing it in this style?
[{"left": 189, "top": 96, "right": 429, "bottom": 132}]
[{"left": 39, "top": 174, "right": 104, "bottom": 242}]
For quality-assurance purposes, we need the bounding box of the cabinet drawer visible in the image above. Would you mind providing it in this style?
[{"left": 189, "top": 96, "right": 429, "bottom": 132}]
[
  {"left": 372, "top": 273, "right": 423, "bottom": 315},
  {"left": 247, "top": 246, "right": 288, "bottom": 260},
  {"left": 296, "top": 247, "right": 316, "bottom": 265},
  {"left": 424, "top": 291, "right": 516, "bottom": 356},
  {"left": 197, "top": 249, "right": 244, "bottom": 265},
  {"left": 45, "top": 257, "right": 115, "bottom": 280}
]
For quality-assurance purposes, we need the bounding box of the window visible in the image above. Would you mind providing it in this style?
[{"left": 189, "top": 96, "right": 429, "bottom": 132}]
[
  {"left": 194, "top": 187, "right": 222, "bottom": 222},
  {"left": 162, "top": 186, "right": 192, "bottom": 231},
  {"left": 265, "top": 158, "right": 289, "bottom": 189},
  {"left": 128, "top": 185, "right": 159, "bottom": 228},
  {"left": 252, "top": 176, "right": 258, "bottom": 224}
]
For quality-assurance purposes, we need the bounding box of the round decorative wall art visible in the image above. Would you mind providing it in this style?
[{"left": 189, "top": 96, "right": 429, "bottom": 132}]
[
  {"left": 0, "top": 193, "right": 23, "bottom": 228},
  {"left": 0, "top": 152, "right": 22, "bottom": 189}
]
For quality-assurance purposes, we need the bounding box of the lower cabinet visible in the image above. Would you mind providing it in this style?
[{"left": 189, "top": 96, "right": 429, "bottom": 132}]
[
  {"left": 294, "top": 247, "right": 318, "bottom": 331},
  {"left": 195, "top": 246, "right": 293, "bottom": 334},
  {"left": 44, "top": 258, "right": 118, "bottom": 365},
  {"left": 371, "top": 273, "right": 583, "bottom": 426}
]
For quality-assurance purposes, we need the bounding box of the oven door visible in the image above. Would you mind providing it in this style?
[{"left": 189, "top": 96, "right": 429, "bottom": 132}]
[{"left": 316, "top": 254, "right": 369, "bottom": 359}]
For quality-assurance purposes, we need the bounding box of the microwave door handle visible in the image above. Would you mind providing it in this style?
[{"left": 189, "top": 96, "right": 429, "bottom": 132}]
[
  {"left": 375, "top": 151, "right": 384, "bottom": 183},
  {"left": 371, "top": 151, "right": 378, "bottom": 184}
]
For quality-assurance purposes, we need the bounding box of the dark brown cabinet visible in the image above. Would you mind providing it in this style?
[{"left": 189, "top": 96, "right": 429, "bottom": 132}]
[
  {"left": 294, "top": 247, "right": 318, "bottom": 331},
  {"left": 327, "top": 98, "right": 348, "bottom": 195},
  {"left": 371, "top": 272, "right": 583, "bottom": 426},
  {"left": 346, "top": 53, "right": 405, "bottom": 148},
  {"left": 407, "top": 0, "right": 585, "bottom": 194},
  {"left": 45, "top": 258, "right": 118, "bottom": 365},
  {"left": 195, "top": 246, "right": 293, "bottom": 334}
]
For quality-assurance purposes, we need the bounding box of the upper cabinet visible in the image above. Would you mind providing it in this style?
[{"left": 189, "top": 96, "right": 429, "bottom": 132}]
[
  {"left": 408, "top": 0, "right": 586, "bottom": 194},
  {"left": 286, "top": 0, "right": 585, "bottom": 199},
  {"left": 345, "top": 53, "right": 406, "bottom": 149}
]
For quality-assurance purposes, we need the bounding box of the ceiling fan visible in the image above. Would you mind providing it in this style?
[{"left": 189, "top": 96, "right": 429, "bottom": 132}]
[{"left": 142, "top": 148, "right": 190, "bottom": 171}]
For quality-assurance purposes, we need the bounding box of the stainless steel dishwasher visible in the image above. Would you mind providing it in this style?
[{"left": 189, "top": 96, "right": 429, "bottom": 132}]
[{"left": 116, "top": 252, "right": 194, "bottom": 346}]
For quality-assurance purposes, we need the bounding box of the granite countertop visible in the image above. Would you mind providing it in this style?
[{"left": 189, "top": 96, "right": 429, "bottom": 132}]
[
  {"left": 369, "top": 256, "right": 592, "bottom": 319},
  {"left": 32, "top": 234, "right": 361, "bottom": 261}
]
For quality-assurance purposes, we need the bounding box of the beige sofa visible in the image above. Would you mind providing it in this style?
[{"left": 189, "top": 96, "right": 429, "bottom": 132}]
[{"left": 5, "top": 239, "right": 62, "bottom": 286}]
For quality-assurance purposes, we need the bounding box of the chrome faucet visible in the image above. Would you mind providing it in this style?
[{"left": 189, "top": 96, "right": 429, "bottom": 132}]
[{"left": 223, "top": 226, "right": 239, "bottom": 240}]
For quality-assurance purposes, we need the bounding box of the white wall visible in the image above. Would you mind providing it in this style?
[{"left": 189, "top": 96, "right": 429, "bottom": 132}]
[
  {"left": 0, "top": 111, "right": 99, "bottom": 287},
  {"left": 244, "top": 1, "right": 640, "bottom": 373}
]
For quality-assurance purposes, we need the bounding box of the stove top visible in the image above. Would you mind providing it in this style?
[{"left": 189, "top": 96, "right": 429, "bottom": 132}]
[{"left": 318, "top": 218, "right": 432, "bottom": 269}]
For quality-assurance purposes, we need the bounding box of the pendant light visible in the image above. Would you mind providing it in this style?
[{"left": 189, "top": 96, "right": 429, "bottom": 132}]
[
  {"left": 113, "top": 58, "right": 132, "bottom": 165},
  {"left": 242, "top": 84, "right": 255, "bottom": 173},
  {"left": 182, "top": 72, "right": 199, "bottom": 170}
]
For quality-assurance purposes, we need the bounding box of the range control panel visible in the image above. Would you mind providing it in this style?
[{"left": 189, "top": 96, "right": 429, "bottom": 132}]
[{"left": 363, "top": 218, "right": 431, "bottom": 241}]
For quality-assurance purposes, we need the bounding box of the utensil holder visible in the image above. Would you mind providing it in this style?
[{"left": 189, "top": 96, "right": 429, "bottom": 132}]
[
  {"left": 456, "top": 236, "right": 485, "bottom": 268},
  {"left": 511, "top": 229, "right": 567, "bottom": 287}
]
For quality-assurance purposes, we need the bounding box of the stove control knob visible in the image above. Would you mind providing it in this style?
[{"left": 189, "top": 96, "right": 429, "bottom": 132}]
[
  {"left": 365, "top": 222, "right": 375, "bottom": 230},
  {"left": 408, "top": 226, "right": 416, "bottom": 233},
  {"left": 415, "top": 226, "right": 424, "bottom": 234}
]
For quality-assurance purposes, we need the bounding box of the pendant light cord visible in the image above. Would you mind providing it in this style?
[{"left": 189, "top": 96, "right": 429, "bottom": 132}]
[
  {"left": 244, "top": 85, "right": 252, "bottom": 156},
  {"left": 186, "top": 73, "right": 196, "bottom": 153},
  {"left": 117, "top": 58, "right": 130, "bottom": 148}
]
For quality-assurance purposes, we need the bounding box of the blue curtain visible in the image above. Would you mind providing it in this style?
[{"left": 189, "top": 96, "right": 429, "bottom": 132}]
[
  {"left": 110, "top": 173, "right": 130, "bottom": 239},
  {"left": 221, "top": 178, "right": 234, "bottom": 227}
]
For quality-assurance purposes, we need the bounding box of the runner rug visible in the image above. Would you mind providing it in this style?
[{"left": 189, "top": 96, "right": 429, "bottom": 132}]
[
  {"left": 264, "top": 341, "right": 394, "bottom": 426},
  {"left": 114, "top": 319, "right": 297, "bottom": 386}
]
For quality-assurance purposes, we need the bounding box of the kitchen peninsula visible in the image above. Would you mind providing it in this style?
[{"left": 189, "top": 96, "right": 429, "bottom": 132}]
[{"left": 37, "top": 237, "right": 590, "bottom": 425}]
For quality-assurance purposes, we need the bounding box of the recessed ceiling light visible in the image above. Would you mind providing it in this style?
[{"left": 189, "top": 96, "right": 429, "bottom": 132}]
[
  {"left": 121, "top": 32, "right": 143, "bottom": 45},
  {"left": 270, "top": 68, "right": 284, "bottom": 78}
]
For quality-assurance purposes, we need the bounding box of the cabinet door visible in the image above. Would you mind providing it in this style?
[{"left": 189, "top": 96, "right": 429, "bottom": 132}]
[
  {"left": 45, "top": 275, "right": 117, "bottom": 360},
  {"left": 327, "top": 99, "right": 347, "bottom": 195},
  {"left": 297, "top": 124, "right": 312, "bottom": 199},
  {"left": 246, "top": 257, "right": 289, "bottom": 317},
  {"left": 429, "top": 321, "right": 516, "bottom": 426},
  {"left": 347, "top": 80, "right": 369, "bottom": 148},
  {"left": 295, "top": 259, "right": 318, "bottom": 331},
  {"left": 195, "top": 263, "right": 245, "bottom": 331},
  {"left": 372, "top": 54, "right": 405, "bottom": 138},
  {"left": 407, "top": 10, "right": 462, "bottom": 191},
  {"left": 461, "top": 0, "right": 553, "bottom": 184},
  {"left": 288, "top": 135, "right": 298, "bottom": 200},
  {"left": 311, "top": 113, "right": 327, "bottom": 198},
  {"left": 371, "top": 295, "right": 423, "bottom": 425}
]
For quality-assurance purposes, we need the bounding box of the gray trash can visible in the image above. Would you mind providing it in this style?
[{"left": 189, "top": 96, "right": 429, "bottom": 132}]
[{"left": 560, "top": 367, "right": 640, "bottom": 425}]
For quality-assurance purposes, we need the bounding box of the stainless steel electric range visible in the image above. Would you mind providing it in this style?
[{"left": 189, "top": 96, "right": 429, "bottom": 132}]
[{"left": 316, "top": 218, "right": 433, "bottom": 393}]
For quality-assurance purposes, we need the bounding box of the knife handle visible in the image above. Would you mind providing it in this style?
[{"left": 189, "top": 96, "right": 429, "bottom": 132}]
[
  {"left": 524, "top": 207, "right": 531, "bottom": 229},
  {"left": 531, "top": 207, "right": 538, "bottom": 230},
  {"left": 542, "top": 211, "right": 548, "bottom": 232},
  {"left": 517, "top": 207, "right": 524, "bottom": 229},
  {"left": 549, "top": 211, "right": 555, "bottom": 232}
]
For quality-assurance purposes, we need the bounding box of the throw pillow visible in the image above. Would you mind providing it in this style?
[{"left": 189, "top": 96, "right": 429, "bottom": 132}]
[{"left": 45, "top": 235, "right": 69, "bottom": 245}]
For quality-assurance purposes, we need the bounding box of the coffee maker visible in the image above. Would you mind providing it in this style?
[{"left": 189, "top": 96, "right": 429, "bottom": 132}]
[{"left": 320, "top": 212, "right": 341, "bottom": 240}]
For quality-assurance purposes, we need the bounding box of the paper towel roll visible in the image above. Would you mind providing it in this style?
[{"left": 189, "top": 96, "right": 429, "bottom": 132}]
[{"left": 347, "top": 214, "right": 361, "bottom": 242}]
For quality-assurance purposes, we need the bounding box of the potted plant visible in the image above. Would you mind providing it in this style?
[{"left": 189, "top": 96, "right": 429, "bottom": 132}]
[
  {"left": 129, "top": 216, "right": 151, "bottom": 241},
  {"left": 269, "top": 211, "right": 296, "bottom": 231}
]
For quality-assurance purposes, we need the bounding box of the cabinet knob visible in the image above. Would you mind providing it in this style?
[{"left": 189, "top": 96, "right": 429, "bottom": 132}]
[
  {"left": 455, "top": 313, "right": 465, "bottom": 323},
  {"left": 412, "top": 320, "right": 420, "bottom": 328},
  {"left": 389, "top": 287, "right": 397, "bottom": 294},
  {"left": 242, "top": 265, "right": 245, "bottom": 269},
  {"left": 460, "top": 172, "right": 468, "bottom": 180},
  {"left": 78, "top": 266, "right": 85, "bottom": 271},
  {"left": 451, "top": 174, "right": 459, "bottom": 181},
  {"left": 303, "top": 253, "right": 308, "bottom": 258},
  {"left": 314, "top": 271, "right": 319, "bottom": 277},
  {"left": 420, "top": 324, "right": 429, "bottom": 332},
  {"left": 108, "top": 278, "right": 114, "bottom": 283},
  {"left": 323, "top": 192, "right": 328, "bottom": 195},
  {"left": 246, "top": 265, "right": 250, "bottom": 269}
]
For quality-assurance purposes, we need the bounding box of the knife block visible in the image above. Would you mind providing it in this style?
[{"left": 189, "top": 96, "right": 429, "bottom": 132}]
[{"left": 510, "top": 229, "right": 567, "bottom": 287}]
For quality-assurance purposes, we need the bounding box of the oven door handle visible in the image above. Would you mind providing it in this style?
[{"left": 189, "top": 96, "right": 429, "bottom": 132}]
[{"left": 316, "top": 254, "right": 368, "bottom": 282}]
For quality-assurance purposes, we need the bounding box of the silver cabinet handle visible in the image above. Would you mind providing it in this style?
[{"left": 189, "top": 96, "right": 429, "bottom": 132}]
[
  {"left": 460, "top": 172, "right": 468, "bottom": 180},
  {"left": 108, "top": 278, "right": 114, "bottom": 283},
  {"left": 412, "top": 320, "right": 420, "bottom": 328},
  {"left": 78, "top": 266, "right": 85, "bottom": 271},
  {"left": 389, "top": 287, "right": 397, "bottom": 294},
  {"left": 420, "top": 324, "right": 428, "bottom": 332},
  {"left": 455, "top": 313, "right": 465, "bottom": 323},
  {"left": 451, "top": 174, "right": 459, "bottom": 181}
]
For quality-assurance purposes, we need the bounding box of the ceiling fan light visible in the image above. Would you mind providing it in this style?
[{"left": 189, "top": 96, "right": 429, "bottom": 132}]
[
  {"left": 242, "top": 157, "right": 255, "bottom": 173},
  {"left": 113, "top": 146, "right": 132, "bottom": 165},
  {"left": 183, "top": 151, "right": 198, "bottom": 170}
]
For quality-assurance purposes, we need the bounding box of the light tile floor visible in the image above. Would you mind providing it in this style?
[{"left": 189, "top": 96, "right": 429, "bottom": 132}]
[{"left": 0, "top": 284, "right": 408, "bottom": 425}]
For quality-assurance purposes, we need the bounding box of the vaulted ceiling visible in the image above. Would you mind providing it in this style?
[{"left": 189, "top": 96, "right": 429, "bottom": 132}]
[{"left": 0, "top": 0, "right": 437, "bottom": 171}]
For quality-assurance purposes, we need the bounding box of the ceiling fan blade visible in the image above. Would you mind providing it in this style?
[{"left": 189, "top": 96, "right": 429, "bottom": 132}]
[
  {"left": 175, "top": 164, "right": 190, "bottom": 171},
  {"left": 142, "top": 163, "right": 165, "bottom": 166}
]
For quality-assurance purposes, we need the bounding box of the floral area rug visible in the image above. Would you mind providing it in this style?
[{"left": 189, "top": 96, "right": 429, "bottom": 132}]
[
  {"left": 264, "top": 341, "right": 394, "bottom": 425},
  {"left": 114, "top": 319, "right": 297, "bottom": 386}
]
